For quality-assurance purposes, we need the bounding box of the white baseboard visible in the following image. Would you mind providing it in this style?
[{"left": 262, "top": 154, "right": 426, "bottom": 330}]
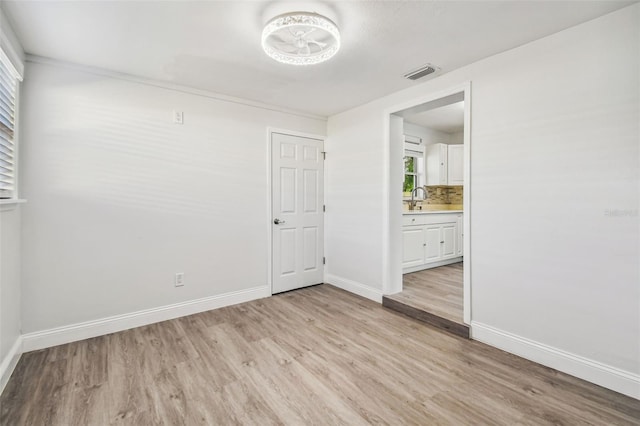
[
  {"left": 402, "top": 257, "right": 463, "bottom": 274},
  {"left": 325, "top": 274, "right": 383, "bottom": 303},
  {"left": 0, "top": 336, "right": 23, "bottom": 395},
  {"left": 22, "top": 285, "right": 270, "bottom": 353},
  {"left": 471, "top": 322, "right": 640, "bottom": 400}
]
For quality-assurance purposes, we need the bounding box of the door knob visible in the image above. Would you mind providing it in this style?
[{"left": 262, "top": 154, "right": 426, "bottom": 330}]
[{"left": 274, "top": 218, "right": 285, "bottom": 225}]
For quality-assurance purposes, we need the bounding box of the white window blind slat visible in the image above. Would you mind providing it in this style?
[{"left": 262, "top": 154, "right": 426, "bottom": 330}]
[
  {"left": 0, "top": 65, "right": 15, "bottom": 86},
  {"left": 0, "top": 117, "right": 13, "bottom": 130},
  {"left": 0, "top": 93, "right": 12, "bottom": 109},
  {"left": 0, "top": 139, "right": 15, "bottom": 153},
  {"left": 0, "top": 48, "right": 18, "bottom": 199},
  {"left": 0, "top": 71, "right": 15, "bottom": 92},
  {"left": 0, "top": 100, "right": 12, "bottom": 118},
  {"left": 0, "top": 151, "right": 14, "bottom": 164},
  {"left": 0, "top": 125, "right": 13, "bottom": 137},
  {"left": 0, "top": 87, "right": 14, "bottom": 107}
]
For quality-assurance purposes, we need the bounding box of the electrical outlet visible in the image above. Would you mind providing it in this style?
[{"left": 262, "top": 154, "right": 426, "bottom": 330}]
[
  {"left": 173, "top": 110, "right": 184, "bottom": 124},
  {"left": 175, "top": 272, "right": 184, "bottom": 287}
]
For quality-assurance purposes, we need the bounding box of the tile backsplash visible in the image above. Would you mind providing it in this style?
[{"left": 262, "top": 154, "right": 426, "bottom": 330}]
[
  {"left": 404, "top": 185, "right": 463, "bottom": 207},
  {"left": 424, "top": 186, "right": 463, "bottom": 204}
]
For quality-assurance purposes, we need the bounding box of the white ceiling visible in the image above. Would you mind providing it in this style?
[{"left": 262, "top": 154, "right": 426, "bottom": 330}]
[
  {"left": 2, "top": 1, "right": 634, "bottom": 117},
  {"left": 404, "top": 101, "right": 465, "bottom": 134}
]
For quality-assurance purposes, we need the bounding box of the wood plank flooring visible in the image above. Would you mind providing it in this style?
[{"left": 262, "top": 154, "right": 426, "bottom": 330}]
[
  {"left": 2, "top": 284, "right": 639, "bottom": 425},
  {"left": 384, "top": 263, "right": 468, "bottom": 337}
]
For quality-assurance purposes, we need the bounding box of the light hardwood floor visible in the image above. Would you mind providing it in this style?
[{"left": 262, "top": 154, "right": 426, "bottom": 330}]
[
  {"left": 2, "top": 284, "right": 639, "bottom": 425},
  {"left": 384, "top": 263, "right": 468, "bottom": 337}
]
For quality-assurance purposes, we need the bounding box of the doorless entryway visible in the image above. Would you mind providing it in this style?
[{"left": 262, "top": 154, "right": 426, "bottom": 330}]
[{"left": 383, "top": 83, "right": 472, "bottom": 326}]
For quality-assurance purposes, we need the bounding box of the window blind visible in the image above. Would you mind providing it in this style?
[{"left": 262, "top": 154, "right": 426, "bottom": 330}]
[{"left": 0, "top": 49, "right": 19, "bottom": 199}]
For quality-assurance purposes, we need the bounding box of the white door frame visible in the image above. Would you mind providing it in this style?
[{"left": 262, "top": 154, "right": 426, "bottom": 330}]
[
  {"left": 382, "top": 82, "right": 472, "bottom": 324},
  {"left": 266, "top": 127, "right": 326, "bottom": 295}
]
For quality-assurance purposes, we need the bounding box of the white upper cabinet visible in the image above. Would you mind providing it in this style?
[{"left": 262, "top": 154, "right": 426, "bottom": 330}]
[
  {"left": 447, "top": 145, "right": 464, "bottom": 185},
  {"left": 425, "top": 143, "right": 464, "bottom": 186},
  {"left": 425, "top": 143, "right": 448, "bottom": 185}
]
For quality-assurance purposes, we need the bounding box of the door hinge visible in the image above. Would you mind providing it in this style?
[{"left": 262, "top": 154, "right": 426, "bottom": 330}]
[
  {"left": 323, "top": 205, "right": 326, "bottom": 212},
  {"left": 321, "top": 151, "right": 326, "bottom": 160},
  {"left": 323, "top": 257, "right": 326, "bottom": 265}
]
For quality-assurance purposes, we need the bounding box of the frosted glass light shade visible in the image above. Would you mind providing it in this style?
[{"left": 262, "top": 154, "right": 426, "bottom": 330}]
[{"left": 262, "top": 12, "right": 340, "bottom": 66}]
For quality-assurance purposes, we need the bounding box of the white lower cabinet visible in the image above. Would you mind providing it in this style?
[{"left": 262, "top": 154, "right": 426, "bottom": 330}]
[
  {"left": 456, "top": 214, "right": 464, "bottom": 256},
  {"left": 402, "top": 213, "right": 463, "bottom": 272},
  {"left": 401, "top": 226, "right": 426, "bottom": 268}
]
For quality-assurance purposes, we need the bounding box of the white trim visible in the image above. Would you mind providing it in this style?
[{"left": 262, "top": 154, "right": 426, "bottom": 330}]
[
  {"left": 461, "top": 81, "right": 472, "bottom": 325},
  {"left": 0, "top": 199, "right": 26, "bottom": 212},
  {"left": 402, "top": 257, "right": 463, "bottom": 274},
  {"left": 0, "top": 199, "right": 26, "bottom": 205},
  {"left": 22, "top": 285, "right": 270, "bottom": 352},
  {"left": 471, "top": 322, "right": 640, "bottom": 400},
  {"left": 325, "top": 273, "right": 383, "bottom": 303},
  {"left": 26, "top": 55, "right": 327, "bottom": 122},
  {"left": 0, "top": 336, "right": 22, "bottom": 395},
  {"left": 266, "top": 129, "right": 273, "bottom": 294},
  {"left": 381, "top": 111, "right": 391, "bottom": 294},
  {"left": 266, "top": 128, "right": 326, "bottom": 295}
]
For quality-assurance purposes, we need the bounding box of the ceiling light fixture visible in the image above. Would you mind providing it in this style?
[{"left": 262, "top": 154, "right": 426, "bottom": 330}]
[{"left": 262, "top": 12, "right": 340, "bottom": 66}]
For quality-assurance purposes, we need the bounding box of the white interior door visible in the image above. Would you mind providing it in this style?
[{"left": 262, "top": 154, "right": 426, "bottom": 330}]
[{"left": 272, "top": 132, "right": 324, "bottom": 294}]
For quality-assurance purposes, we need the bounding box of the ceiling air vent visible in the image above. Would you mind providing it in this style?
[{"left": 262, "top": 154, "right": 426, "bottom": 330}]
[{"left": 404, "top": 64, "right": 438, "bottom": 80}]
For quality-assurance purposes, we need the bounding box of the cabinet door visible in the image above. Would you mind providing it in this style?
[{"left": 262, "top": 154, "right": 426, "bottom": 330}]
[
  {"left": 425, "top": 143, "right": 447, "bottom": 186},
  {"left": 439, "top": 144, "right": 449, "bottom": 184},
  {"left": 456, "top": 214, "right": 464, "bottom": 256},
  {"left": 424, "top": 225, "right": 441, "bottom": 262},
  {"left": 447, "top": 144, "right": 464, "bottom": 185},
  {"left": 441, "top": 223, "right": 457, "bottom": 259},
  {"left": 402, "top": 227, "right": 425, "bottom": 268}
]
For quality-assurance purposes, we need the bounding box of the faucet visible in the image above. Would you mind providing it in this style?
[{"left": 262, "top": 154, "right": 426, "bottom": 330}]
[{"left": 410, "top": 186, "right": 427, "bottom": 210}]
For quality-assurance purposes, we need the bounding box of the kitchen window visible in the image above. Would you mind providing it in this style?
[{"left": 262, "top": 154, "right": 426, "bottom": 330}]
[
  {"left": 0, "top": 47, "right": 21, "bottom": 200},
  {"left": 403, "top": 149, "right": 424, "bottom": 195}
]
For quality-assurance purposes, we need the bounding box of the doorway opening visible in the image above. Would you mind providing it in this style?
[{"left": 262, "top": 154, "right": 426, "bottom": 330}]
[{"left": 382, "top": 85, "right": 471, "bottom": 337}]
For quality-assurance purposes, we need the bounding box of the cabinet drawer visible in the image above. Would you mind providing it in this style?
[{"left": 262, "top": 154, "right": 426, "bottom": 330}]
[{"left": 402, "top": 215, "right": 427, "bottom": 226}]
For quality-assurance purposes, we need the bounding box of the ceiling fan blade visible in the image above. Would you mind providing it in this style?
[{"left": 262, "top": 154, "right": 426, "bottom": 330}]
[
  {"left": 274, "top": 42, "right": 299, "bottom": 53},
  {"left": 302, "top": 27, "right": 317, "bottom": 38},
  {"left": 307, "top": 38, "right": 327, "bottom": 48},
  {"left": 270, "top": 33, "right": 293, "bottom": 44}
]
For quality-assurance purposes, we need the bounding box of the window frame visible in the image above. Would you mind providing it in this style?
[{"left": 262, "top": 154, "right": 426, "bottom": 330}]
[{"left": 403, "top": 147, "right": 425, "bottom": 199}]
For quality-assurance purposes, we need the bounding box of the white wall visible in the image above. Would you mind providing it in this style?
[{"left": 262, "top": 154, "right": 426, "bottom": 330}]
[
  {"left": 0, "top": 4, "right": 24, "bottom": 394},
  {"left": 19, "top": 60, "right": 326, "bottom": 337},
  {"left": 449, "top": 130, "right": 464, "bottom": 145},
  {"left": 326, "top": 5, "right": 639, "bottom": 397},
  {"left": 0, "top": 206, "right": 22, "bottom": 391},
  {"left": 324, "top": 105, "right": 386, "bottom": 300},
  {"left": 403, "top": 122, "right": 451, "bottom": 147}
]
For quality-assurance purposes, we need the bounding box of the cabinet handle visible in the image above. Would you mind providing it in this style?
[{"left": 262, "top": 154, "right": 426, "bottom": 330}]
[
  {"left": 440, "top": 241, "right": 444, "bottom": 244},
  {"left": 423, "top": 243, "right": 426, "bottom": 247}
]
